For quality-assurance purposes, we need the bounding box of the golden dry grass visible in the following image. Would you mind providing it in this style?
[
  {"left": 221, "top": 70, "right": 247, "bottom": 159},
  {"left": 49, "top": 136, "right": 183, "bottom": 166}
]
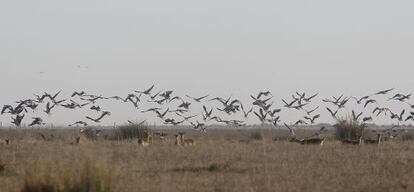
[{"left": 1, "top": 128, "right": 414, "bottom": 192}]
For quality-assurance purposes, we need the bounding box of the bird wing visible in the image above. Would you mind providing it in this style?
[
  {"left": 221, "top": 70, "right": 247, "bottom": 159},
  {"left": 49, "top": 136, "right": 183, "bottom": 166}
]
[
  {"left": 326, "top": 107, "right": 335, "bottom": 116},
  {"left": 284, "top": 123, "right": 296, "bottom": 137}
]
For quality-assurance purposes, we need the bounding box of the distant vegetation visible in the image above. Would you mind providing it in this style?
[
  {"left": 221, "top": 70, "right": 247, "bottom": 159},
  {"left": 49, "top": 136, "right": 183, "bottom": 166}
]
[
  {"left": 22, "top": 160, "right": 112, "bottom": 192},
  {"left": 113, "top": 123, "right": 150, "bottom": 140},
  {"left": 334, "top": 118, "right": 366, "bottom": 140}
]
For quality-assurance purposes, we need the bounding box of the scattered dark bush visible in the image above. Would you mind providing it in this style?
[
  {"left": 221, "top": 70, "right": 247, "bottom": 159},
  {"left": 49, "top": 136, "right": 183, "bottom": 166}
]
[
  {"left": 401, "top": 131, "right": 414, "bottom": 141},
  {"left": 113, "top": 124, "right": 150, "bottom": 140},
  {"left": 249, "top": 131, "right": 263, "bottom": 141},
  {"left": 334, "top": 118, "right": 366, "bottom": 140},
  {"left": 0, "top": 163, "right": 5, "bottom": 176}
]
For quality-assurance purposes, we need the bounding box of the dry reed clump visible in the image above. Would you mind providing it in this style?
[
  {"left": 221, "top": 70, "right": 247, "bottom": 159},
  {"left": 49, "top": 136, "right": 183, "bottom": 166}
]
[
  {"left": 113, "top": 124, "right": 150, "bottom": 140},
  {"left": 401, "top": 131, "right": 414, "bottom": 141},
  {"left": 21, "top": 159, "right": 113, "bottom": 192},
  {"left": 334, "top": 118, "right": 366, "bottom": 140},
  {"left": 0, "top": 163, "right": 5, "bottom": 176},
  {"left": 249, "top": 131, "right": 263, "bottom": 141}
]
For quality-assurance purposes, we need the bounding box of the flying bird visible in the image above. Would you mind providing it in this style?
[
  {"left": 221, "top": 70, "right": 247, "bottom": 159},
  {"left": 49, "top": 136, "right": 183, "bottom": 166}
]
[
  {"left": 257, "top": 91, "right": 272, "bottom": 99},
  {"left": 304, "top": 114, "right": 320, "bottom": 124},
  {"left": 364, "top": 99, "right": 377, "bottom": 108},
  {"left": 186, "top": 95, "right": 209, "bottom": 102},
  {"left": 71, "top": 91, "right": 86, "bottom": 97},
  {"left": 90, "top": 105, "right": 101, "bottom": 112},
  {"left": 1, "top": 105, "right": 13, "bottom": 114},
  {"left": 326, "top": 107, "right": 338, "bottom": 118},
  {"left": 11, "top": 114, "right": 24, "bottom": 127},
  {"left": 363, "top": 116, "right": 373, "bottom": 122},
  {"left": 372, "top": 88, "right": 394, "bottom": 96},
  {"left": 351, "top": 96, "right": 370, "bottom": 104},
  {"left": 155, "top": 108, "right": 169, "bottom": 119},
  {"left": 86, "top": 111, "right": 111, "bottom": 123},
  {"left": 135, "top": 85, "right": 155, "bottom": 95},
  {"left": 202, "top": 105, "right": 213, "bottom": 120},
  {"left": 303, "top": 93, "right": 319, "bottom": 102},
  {"left": 69, "top": 121, "right": 88, "bottom": 127},
  {"left": 29, "top": 117, "right": 45, "bottom": 126},
  {"left": 294, "top": 119, "right": 308, "bottom": 125},
  {"left": 177, "top": 99, "right": 191, "bottom": 109},
  {"left": 44, "top": 102, "right": 56, "bottom": 115},
  {"left": 352, "top": 110, "right": 363, "bottom": 121},
  {"left": 305, "top": 106, "right": 319, "bottom": 115},
  {"left": 284, "top": 123, "right": 296, "bottom": 138},
  {"left": 267, "top": 108, "right": 281, "bottom": 117}
]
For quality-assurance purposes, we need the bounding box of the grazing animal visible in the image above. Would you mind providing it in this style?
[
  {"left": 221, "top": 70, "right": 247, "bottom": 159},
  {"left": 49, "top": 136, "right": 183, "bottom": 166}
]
[
  {"left": 138, "top": 130, "right": 152, "bottom": 146},
  {"left": 79, "top": 128, "right": 101, "bottom": 140},
  {"left": 341, "top": 136, "right": 363, "bottom": 145},
  {"left": 179, "top": 132, "right": 195, "bottom": 146},
  {"left": 75, "top": 136, "right": 81, "bottom": 144},
  {"left": 69, "top": 136, "right": 81, "bottom": 145},
  {"left": 0, "top": 138, "right": 10, "bottom": 145},
  {"left": 284, "top": 123, "right": 325, "bottom": 146},
  {"left": 175, "top": 134, "right": 182, "bottom": 146},
  {"left": 363, "top": 134, "right": 382, "bottom": 145},
  {"left": 289, "top": 137, "right": 326, "bottom": 146}
]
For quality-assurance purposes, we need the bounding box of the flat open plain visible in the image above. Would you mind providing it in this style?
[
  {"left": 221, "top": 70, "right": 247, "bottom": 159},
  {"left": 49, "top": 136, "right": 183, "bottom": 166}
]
[{"left": 1, "top": 127, "right": 414, "bottom": 192}]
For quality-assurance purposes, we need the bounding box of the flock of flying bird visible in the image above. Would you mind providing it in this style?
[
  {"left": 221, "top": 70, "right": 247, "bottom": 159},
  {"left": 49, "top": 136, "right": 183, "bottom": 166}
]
[{"left": 1, "top": 86, "right": 414, "bottom": 134}]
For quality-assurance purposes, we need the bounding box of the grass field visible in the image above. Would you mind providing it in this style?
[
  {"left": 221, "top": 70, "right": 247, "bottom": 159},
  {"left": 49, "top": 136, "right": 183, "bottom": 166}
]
[{"left": 1, "top": 127, "right": 414, "bottom": 192}]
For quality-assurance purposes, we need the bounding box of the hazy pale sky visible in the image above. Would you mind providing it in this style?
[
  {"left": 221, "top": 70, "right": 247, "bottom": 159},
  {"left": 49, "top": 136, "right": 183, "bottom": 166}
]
[{"left": 1, "top": 0, "right": 413, "bottom": 126}]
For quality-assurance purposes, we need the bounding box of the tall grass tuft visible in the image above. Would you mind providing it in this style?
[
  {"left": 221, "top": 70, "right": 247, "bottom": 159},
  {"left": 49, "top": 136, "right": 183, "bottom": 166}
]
[
  {"left": 21, "top": 160, "right": 113, "bottom": 192},
  {"left": 401, "top": 131, "right": 414, "bottom": 141},
  {"left": 113, "top": 123, "right": 150, "bottom": 140},
  {"left": 334, "top": 117, "right": 366, "bottom": 140},
  {"left": 249, "top": 131, "right": 263, "bottom": 141},
  {"left": 0, "top": 163, "right": 5, "bottom": 176}
]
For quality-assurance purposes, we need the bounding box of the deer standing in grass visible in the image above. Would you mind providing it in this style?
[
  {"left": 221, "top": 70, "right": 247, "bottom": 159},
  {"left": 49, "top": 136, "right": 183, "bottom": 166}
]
[
  {"left": 363, "top": 134, "right": 382, "bottom": 145},
  {"left": 289, "top": 137, "right": 326, "bottom": 146},
  {"left": 284, "top": 123, "right": 326, "bottom": 146},
  {"left": 177, "top": 132, "right": 195, "bottom": 146},
  {"left": 175, "top": 134, "right": 182, "bottom": 146},
  {"left": 0, "top": 138, "right": 10, "bottom": 145},
  {"left": 138, "top": 130, "right": 152, "bottom": 147},
  {"left": 341, "top": 136, "right": 363, "bottom": 145}
]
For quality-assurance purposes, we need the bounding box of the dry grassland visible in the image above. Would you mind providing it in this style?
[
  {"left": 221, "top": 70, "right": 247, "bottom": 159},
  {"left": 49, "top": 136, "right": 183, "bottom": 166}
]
[{"left": 1, "top": 128, "right": 414, "bottom": 192}]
